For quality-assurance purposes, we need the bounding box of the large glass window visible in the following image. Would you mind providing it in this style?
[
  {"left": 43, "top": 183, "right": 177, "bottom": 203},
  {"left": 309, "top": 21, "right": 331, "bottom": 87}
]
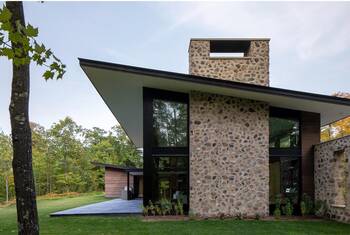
[
  {"left": 269, "top": 157, "right": 300, "bottom": 204},
  {"left": 269, "top": 117, "right": 299, "bottom": 148},
  {"left": 143, "top": 88, "right": 189, "bottom": 213},
  {"left": 152, "top": 99, "right": 188, "bottom": 147},
  {"left": 152, "top": 157, "right": 188, "bottom": 204}
]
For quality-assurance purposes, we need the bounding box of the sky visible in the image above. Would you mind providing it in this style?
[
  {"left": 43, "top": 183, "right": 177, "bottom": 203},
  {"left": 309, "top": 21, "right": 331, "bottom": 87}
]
[{"left": 1, "top": 1, "right": 350, "bottom": 134}]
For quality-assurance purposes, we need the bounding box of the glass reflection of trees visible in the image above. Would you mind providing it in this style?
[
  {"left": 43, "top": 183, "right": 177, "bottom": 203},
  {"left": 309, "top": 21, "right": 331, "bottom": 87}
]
[
  {"left": 152, "top": 99, "right": 187, "bottom": 147},
  {"left": 269, "top": 117, "right": 299, "bottom": 148}
]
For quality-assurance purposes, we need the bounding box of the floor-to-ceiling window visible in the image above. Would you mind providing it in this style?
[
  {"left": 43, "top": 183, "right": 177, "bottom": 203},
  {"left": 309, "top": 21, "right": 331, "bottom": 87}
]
[
  {"left": 269, "top": 107, "right": 301, "bottom": 213},
  {"left": 143, "top": 88, "right": 189, "bottom": 211}
]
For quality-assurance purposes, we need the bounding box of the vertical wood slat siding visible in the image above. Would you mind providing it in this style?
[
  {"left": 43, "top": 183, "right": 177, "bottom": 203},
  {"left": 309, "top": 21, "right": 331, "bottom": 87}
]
[
  {"left": 301, "top": 111, "right": 320, "bottom": 198},
  {"left": 104, "top": 168, "right": 133, "bottom": 198}
]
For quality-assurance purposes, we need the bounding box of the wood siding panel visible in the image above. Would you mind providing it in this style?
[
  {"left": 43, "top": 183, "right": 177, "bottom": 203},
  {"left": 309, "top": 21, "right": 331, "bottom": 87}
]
[
  {"left": 301, "top": 111, "right": 320, "bottom": 198},
  {"left": 105, "top": 169, "right": 133, "bottom": 198}
]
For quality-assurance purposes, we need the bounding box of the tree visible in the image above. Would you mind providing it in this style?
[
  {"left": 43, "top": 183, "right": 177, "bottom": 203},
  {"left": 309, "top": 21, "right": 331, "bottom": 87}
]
[
  {"left": 321, "top": 92, "right": 350, "bottom": 142},
  {"left": 0, "top": 2, "right": 65, "bottom": 234},
  {"left": 0, "top": 131, "right": 13, "bottom": 203}
]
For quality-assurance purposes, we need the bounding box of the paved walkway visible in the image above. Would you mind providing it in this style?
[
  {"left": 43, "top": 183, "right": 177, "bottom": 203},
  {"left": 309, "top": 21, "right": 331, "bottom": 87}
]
[{"left": 50, "top": 198, "right": 142, "bottom": 216}]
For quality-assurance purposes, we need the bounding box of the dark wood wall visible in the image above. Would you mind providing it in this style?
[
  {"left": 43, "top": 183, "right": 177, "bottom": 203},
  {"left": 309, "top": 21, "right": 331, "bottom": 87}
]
[
  {"left": 300, "top": 111, "right": 320, "bottom": 198},
  {"left": 105, "top": 168, "right": 133, "bottom": 198}
]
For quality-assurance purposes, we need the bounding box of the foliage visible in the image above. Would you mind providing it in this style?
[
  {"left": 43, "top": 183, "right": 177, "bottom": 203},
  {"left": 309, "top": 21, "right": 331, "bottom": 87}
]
[
  {"left": 0, "top": 132, "right": 14, "bottom": 202},
  {"left": 143, "top": 199, "right": 184, "bottom": 216},
  {"left": 282, "top": 198, "right": 293, "bottom": 216},
  {"left": 0, "top": 4, "right": 65, "bottom": 79},
  {"left": 0, "top": 117, "right": 142, "bottom": 202},
  {"left": 301, "top": 193, "right": 314, "bottom": 215},
  {"left": 273, "top": 194, "right": 282, "bottom": 218},
  {"left": 321, "top": 92, "right": 350, "bottom": 142},
  {"left": 315, "top": 200, "right": 329, "bottom": 218},
  {"left": 300, "top": 201, "right": 306, "bottom": 216}
]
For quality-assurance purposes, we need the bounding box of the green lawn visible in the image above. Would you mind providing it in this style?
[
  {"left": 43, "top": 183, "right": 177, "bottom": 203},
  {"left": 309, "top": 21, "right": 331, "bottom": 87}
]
[{"left": 1, "top": 193, "right": 350, "bottom": 235}]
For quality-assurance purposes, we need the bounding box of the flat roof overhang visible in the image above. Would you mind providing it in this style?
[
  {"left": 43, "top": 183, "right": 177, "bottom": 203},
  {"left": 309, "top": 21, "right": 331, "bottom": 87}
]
[{"left": 79, "top": 58, "right": 350, "bottom": 148}]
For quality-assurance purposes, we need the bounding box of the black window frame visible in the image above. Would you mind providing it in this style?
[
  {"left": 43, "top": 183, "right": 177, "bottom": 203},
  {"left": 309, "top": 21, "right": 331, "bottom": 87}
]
[
  {"left": 269, "top": 107, "right": 301, "bottom": 157},
  {"left": 143, "top": 87, "right": 189, "bottom": 211}
]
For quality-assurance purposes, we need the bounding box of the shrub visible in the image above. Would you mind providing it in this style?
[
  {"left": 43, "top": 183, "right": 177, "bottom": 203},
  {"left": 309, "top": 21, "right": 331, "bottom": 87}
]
[
  {"left": 315, "top": 200, "right": 328, "bottom": 217},
  {"left": 301, "top": 193, "right": 314, "bottom": 215},
  {"left": 273, "top": 208, "right": 281, "bottom": 219},
  {"left": 282, "top": 198, "right": 293, "bottom": 216},
  {"left": 300, "top": 201, "right": 306, "bottom": 216}
]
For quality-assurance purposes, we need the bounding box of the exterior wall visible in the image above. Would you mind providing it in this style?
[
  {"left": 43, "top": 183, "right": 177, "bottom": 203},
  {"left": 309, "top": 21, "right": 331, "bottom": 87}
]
[
  {"left": 301, "top": 111, "right": 320, "bottom": 197},
  {"left": 189, "top": 91, "right": 269, "bottom": 217},
  {"left": 314, "top": 136, "right": 350, "bottom": 223},
  {"left": 189, "top": 39, "right": 270, "bottom": 86},
  {"left": 104, "top": 168, "right": 133, "bottom": 198}
]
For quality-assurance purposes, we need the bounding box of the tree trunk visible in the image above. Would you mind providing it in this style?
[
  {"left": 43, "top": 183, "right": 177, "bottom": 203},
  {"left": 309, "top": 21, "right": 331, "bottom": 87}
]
[
  {"left": 6, "top": 1, "right": 39, "bottom": 235},
  {"left": 5, "top": 175, "right": 9, "bottom": 203}
]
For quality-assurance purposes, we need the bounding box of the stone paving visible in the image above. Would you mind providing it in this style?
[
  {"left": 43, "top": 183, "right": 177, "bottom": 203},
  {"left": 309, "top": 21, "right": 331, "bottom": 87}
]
[{"left": 50, "top": 198, "right": 142, "bottom": 216}]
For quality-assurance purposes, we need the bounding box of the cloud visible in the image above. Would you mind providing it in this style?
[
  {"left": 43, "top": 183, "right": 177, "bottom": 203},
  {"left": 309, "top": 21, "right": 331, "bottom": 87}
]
[{"left": 157, "top": 2, "right": 350, "bottom": 61}]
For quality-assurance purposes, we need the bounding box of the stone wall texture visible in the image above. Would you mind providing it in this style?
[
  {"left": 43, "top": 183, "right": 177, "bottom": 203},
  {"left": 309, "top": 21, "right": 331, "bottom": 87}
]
[
  {"left": 189, "top": 39, "right": 270, "bottom": 86},
  {"left": 314, "top": 136, "right": 350, "bottom": 223},
  {"left": 189, "top": 91, "right": 269, "bottom": 217}
]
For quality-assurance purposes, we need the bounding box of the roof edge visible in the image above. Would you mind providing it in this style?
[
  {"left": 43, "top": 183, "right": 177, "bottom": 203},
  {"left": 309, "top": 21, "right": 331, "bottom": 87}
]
[{"left": 78, "top": 57, "right": 350, "bottom": 107}]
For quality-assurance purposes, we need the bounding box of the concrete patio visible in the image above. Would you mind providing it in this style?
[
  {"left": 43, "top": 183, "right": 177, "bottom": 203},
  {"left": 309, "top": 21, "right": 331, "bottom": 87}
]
[{"left": 50, "top": 198, "right": 142, "bottom": 216}]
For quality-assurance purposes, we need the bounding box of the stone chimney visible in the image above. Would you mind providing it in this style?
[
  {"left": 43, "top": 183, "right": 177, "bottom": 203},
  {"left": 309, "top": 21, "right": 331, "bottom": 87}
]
[{"left": 189, "top": 38, "right": 270, "bottom": 86}]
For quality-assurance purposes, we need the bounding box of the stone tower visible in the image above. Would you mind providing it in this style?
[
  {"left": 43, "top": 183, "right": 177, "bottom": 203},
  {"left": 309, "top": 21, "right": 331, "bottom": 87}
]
[{"left": 189, "top": 38, "right": 270, "bottom": 86}]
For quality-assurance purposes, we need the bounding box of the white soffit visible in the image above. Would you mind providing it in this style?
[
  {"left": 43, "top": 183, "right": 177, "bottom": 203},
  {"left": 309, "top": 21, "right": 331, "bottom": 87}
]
[{"left": 81, "top": 64, "right": 350, "bottom": 148}]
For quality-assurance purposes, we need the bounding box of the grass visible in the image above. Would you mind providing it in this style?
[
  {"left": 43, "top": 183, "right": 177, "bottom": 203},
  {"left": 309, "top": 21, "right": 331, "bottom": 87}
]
[{"left": 1, "top": 193, "right": 350, "bottom": 235}]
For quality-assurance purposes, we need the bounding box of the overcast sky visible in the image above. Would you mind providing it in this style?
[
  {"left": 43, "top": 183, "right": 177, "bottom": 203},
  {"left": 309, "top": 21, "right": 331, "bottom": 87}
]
[{"left": 1, "top": 1, "right": 350, "bottom": 134}]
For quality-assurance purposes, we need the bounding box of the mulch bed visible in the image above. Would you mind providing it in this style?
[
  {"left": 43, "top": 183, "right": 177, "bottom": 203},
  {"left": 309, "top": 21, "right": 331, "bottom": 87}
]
[{"left": 142, "top": 215, "right": 323, "bottom": 222}]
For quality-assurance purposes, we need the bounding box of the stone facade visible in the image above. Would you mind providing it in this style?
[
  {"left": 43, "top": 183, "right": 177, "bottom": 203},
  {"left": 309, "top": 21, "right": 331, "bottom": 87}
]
[
  {"left": 189, "top": 39, "right": 270, "bottom": 86},
  {"left": 314, "top": 136, "right": 350, "bottom": 223},
  {"left": 189, "top": 91, "right": 269, "bottom": 217}
]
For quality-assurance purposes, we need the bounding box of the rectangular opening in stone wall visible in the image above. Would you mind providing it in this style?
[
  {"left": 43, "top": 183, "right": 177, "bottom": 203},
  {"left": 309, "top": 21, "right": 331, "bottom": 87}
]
[
  {"left": 209, "top": 40, "right": 250, "bottom": 58},
  {"left": 332, "top": 150, "right": 348, "bottom": 206},
  {"left": 209, "top": 52, "right": 245, "bottom": 58}
]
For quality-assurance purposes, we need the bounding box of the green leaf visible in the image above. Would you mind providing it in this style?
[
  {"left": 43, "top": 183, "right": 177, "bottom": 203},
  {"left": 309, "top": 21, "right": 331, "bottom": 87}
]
[
  {"left": 0, "top": 6, "right": 12, "bottom": 22},
  {"left": 43, "top": 70, "right": 54, "bottom": 80},
  {"left": 1, "top": 47, "right": 14, "bottom": 59},
  {"left": 1, "top": 21, "right": 12, "bottom": 31},
  {"left": 24, "top": 24, "right": 38, "bottom": 37}
]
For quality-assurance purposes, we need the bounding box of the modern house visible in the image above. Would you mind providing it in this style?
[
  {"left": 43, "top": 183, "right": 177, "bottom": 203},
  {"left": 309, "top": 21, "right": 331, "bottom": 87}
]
[
  {"left": 80, "top": 38, "right": 350, "bottom": 219},
  {"left": 92, "top": 162, "right": 143, "bottom": 199}
]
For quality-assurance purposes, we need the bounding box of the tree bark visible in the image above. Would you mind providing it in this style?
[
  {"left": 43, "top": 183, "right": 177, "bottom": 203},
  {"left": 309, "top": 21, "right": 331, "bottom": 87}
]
[{"left": 6, "top": 1, "right": 39, "bottom": 235}]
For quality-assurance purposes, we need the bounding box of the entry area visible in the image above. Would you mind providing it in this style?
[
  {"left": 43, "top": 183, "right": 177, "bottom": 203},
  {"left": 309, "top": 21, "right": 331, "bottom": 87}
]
[
  {"left": 143, "top": 88, "right": 189, "bottom": 211},
  {"left": 269, "top": 107, "right": 301, "bottom": 214}
]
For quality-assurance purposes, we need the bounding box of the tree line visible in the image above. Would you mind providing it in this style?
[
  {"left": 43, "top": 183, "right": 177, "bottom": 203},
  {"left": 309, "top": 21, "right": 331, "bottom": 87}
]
[{"left": 0, "top": 117, "right": 142, "bottom": 203}]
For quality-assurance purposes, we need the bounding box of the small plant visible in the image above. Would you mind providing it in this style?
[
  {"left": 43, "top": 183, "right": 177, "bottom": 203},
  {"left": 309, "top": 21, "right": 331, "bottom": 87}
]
[
  {"left": 188, "top": 209, "right": 196, "bottom": 220},
  {"left": 235, "top": 212, "right": 243, "bottom": 220},
  {"left": 148, "top": 200, "right": 156, "bottom": 216},
  {"left": 141, "top": 205, "right": 150, "bottom": 216},
  {"left": 315, "top": 200, "right": 328, "bottom": 217},
  {"left": 155, "top": 205, "right": 161, "bottom": 216},
  {"left": 300, "top": 201, "right": 306, "bottom": 216},
  {"left": 176, "top": 200, "right": 184, "bottom": 215},
  {"left": 255, "top": 213, "right": 261, "bottom": 220},
  {"left": 301, "top": 193, "right": 314, "bottom": 215},
  {"left": 159, "top": 198, "right": 172, "bottom": 216},
  {"left": 273, "top": 208, "right": 281, "bottom": 219},
  {"left": 282, "top": 198, "right": 293, "bottom": 216},
  {"left": 273, "top": 194, "right": 282, "bottom": 218}
]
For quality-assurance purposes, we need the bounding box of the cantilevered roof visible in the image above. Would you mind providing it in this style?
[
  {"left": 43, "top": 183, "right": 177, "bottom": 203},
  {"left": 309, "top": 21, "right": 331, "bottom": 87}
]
[
  {"left": 79, "top": 58, "right": 350, "bottom": 148},
  {"left": 91, "top": 162, "right": 142, "bottom": 173}
]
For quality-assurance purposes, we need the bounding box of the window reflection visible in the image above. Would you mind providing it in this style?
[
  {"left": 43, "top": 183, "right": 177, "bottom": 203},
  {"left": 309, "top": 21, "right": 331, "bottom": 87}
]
[
  {"left": 152, "top": 157, "right": 188, "bottom": 204},
  {"left": 269, "top": 117, "right": 299, "bottom": 148},
  {"left": 269, "top": 157, "right": 299, "bottom": 204},
  {"left": 152, "top": 99, "right": 187, "bottom": 147}
]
